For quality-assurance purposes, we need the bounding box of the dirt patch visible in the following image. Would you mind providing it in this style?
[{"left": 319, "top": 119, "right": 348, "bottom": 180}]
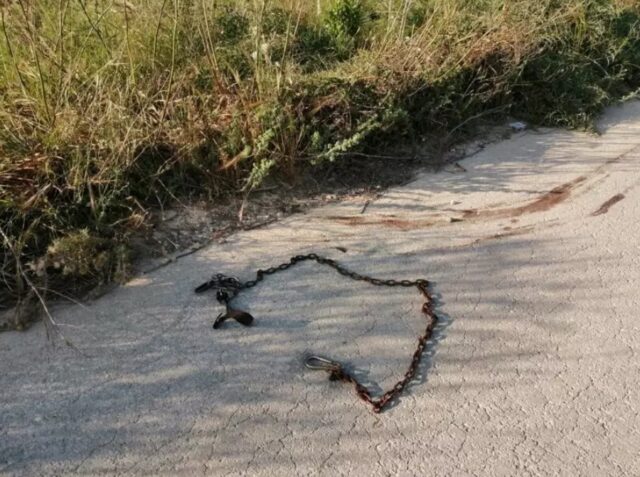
[
  {"left": 591, "top": 193, "right": 625, "bottom": 216},
  {"left": 132, "top": 150, "right": 428, "bottom": 271}
]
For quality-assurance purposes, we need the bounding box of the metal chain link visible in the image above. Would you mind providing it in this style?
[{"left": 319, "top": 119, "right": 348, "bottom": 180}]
[{"left": 196, "top": 254, "right": 438, "bottom": 413}]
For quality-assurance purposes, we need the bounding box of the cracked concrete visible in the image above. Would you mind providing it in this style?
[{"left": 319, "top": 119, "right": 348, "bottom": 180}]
[{"left": 2, "top": 101, "right": 640, "bottom": 476}]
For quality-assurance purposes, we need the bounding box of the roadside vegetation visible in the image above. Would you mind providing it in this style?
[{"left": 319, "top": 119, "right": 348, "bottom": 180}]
[{"left": 1, "top": 0, "right": 639, "bottom": 329}]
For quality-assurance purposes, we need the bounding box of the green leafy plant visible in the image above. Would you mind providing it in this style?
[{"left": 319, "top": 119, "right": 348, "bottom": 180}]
[
  {"left": 324, "top": 0, "right": 369, "bottom": 57},
  {"left": 215, "top": 7, "right": 250, "bottom": 43},
  {"left": 325, "top": 0, "right": 367, "bottom": 38}
]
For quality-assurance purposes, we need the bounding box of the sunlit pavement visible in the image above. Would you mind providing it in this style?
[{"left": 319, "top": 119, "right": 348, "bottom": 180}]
[{"left": 2, "top": 101, "right": 640, "bottom": 476}]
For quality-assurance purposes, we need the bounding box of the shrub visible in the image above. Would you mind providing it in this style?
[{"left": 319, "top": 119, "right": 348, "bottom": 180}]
[
  {"left": 45, "top": 230, "right": 129, "bottom": 283},
  {"left": 215, "top": 7, "right": 250, "bottom": 43},
  {"left": 324, "top": 0, "right": 370, "bottom": 58}
]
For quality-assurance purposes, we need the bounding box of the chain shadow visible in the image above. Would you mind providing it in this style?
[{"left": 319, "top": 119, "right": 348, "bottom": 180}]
[
  {"left": 296, "top": 283, "right": 451, "bottom": 413},
  {"left": 375, "top": 286, "right": 452, "bottom": 412}
]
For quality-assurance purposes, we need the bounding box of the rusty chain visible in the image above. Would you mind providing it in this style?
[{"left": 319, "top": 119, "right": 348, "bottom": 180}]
[{"left": 195, "top": 254, "right": 438, "bottom": 413}]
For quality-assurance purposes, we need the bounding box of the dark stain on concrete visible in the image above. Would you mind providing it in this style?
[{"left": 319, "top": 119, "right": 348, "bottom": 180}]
[
  {"left": 328, "top": 176, "right": 587, "bottom": 230},
  {"left": 462, "top": 175, "right": 587, "bottom": 219},
  {"left": 328, "top": 215, "right": 436, "bottom": 230},
  {"left": 591, "top": 193, "right": 625, "bottom": 216},
  {"left": 487, "top": 225, "right": 535, "bottom": 240}
]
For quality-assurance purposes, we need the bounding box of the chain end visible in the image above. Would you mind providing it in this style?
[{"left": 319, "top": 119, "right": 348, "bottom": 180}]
[
  {"left": 195, "top": 281, "right": 215, "bottom": 293},
  {"left": 304, "top": 355, "right": 341, "bottom": 372},
  {"left": 195, "top": 274, "right": 242, "bottom": 294}
]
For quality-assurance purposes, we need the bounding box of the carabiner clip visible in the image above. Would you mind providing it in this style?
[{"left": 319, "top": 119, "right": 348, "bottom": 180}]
[{"left": 304, "top": 355, "right": 341, "bottom": 372}]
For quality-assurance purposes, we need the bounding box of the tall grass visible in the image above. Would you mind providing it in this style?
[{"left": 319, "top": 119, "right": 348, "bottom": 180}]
[{"left": 1, "top": 0, "right": 639, "bottom": 326}]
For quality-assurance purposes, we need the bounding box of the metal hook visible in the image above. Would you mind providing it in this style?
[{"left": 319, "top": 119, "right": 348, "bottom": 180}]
[
  {"left": 195, "top": 274, "right": 242, "bottom": 294},
  {"left": 304, "top": 355, "right": 341, "bottom": 372}
]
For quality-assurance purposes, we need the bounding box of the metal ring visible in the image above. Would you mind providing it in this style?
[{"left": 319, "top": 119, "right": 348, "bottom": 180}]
[{"left": 304, "top": 355, "right": 341, "bottom": 371}]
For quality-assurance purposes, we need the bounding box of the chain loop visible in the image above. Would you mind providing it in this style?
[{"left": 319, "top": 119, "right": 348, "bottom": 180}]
[{"left": 196, "top": 253, "right": 438, "bottom": 413}]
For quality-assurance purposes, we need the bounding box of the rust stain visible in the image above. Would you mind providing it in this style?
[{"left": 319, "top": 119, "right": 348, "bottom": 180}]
[
  {"left": 327, "top": 175, "right": 588, "bottom": 230},
  {"left": 462, "top": 175, "right": 587, "bottom": 219},
  {"left": 328, "top": 215, "right": 436, "bottom": 230},
  {"left": 591, "top": 193, "right": 625, "bottom": 217}
]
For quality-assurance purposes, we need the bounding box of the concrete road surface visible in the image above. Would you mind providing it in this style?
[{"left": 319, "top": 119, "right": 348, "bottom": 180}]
[{"left": 2, "top": 101, "right": 640, "bottom": 476}]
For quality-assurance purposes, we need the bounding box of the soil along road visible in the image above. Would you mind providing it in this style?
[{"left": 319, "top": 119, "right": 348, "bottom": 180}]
[{"left": 2, "top": 101, "right": 640, "bottom": 476}]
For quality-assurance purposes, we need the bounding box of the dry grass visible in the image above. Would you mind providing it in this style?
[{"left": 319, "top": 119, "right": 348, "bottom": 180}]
[{"left": 1, "top": 0, "right": 639, "bottom": 328}]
